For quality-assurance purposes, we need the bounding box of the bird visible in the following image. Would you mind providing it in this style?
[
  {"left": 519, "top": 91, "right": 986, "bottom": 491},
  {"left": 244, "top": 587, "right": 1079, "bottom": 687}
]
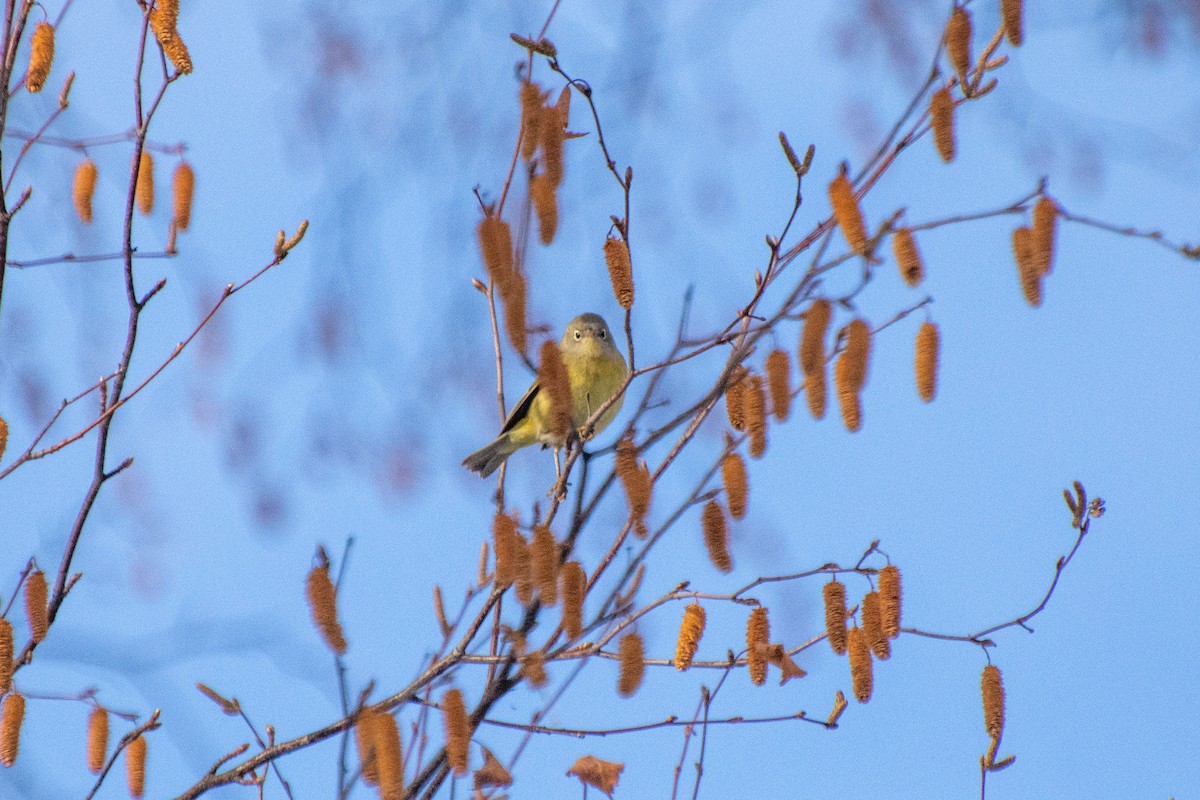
[{"left": 463, "top": 313, "right": 628, "bottom": 478}]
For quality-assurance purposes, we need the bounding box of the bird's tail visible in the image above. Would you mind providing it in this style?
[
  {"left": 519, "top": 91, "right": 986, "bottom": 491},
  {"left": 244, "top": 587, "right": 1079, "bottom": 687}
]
[{"left": 462, "top": 434, "right": 521, "bottom": 478}]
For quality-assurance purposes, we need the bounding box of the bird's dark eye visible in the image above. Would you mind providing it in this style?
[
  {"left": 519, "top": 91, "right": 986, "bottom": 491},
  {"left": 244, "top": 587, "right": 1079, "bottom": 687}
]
[
  {"left": 574, "top": 330, "right": 582, "bottom": 340},
  {"left": 599, "top": 330, "right": 607, "bottom": 338}
]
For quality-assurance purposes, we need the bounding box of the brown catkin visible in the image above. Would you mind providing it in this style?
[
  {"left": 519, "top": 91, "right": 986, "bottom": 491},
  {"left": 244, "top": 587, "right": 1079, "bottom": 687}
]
[
  {"left": 799, "top": 299, "right": 832, "bottom": 376},
  {"left": 1012, "top": 226, "right": 1042, "bottom": 307},
  {"left": 529, "top": 173, "right": 558, "bottom": 245},
  {"left": 847, "top": 626, "right": 873, "bottom": 703},
  {"left": 835, "top": 320, "right": 870, "bottom": 432},
  {"left": 541, "top": 87, "right": 569, "bottom": 188},
  {"left": 765, "top": 349, "right": 791, "bottom": 422},
  {"left": 724, "top": 368, "right": 747, "bottom": 431},
  {"left": 981, "top": 664, "right": 1005, "bottom": 739},
  {"left": 746, "top": 607, "right": 770, "bottom": 686},
  {"left": 861, "top": 591, "right": 890, "bottom": 660},
  {"left": 823, "top": 579, "right": 848, "bottom": 655},
  {"left": 701, "top": 500, "right": 732, "bottom": 573},
  {"left": 511, "top": 529, "right": 533, "bottom": 606},
  {"left": 617, "top": 633, "right": 645, "bottom": 697},
  {"left": 0, "top": 416, "right": 7, "bottom": 462},
  {"left": 744, "top": 375, "right": 768, "bottom": 458},
  {"left": 126, "top": 734, "right": 147, "bottom": 797},
  {"left": 477, "top": 215, "right": 514, "bottom": 286},
  {"left": 354, "top": 711, "right": 379, "bottom": 786},
  {"left": 1032, "top": 196, "right": 1058, "bottom": 275},
  {"left": 945, "top": 6, "right": 972, "bottom": 84},
  {"left": 0, "top": 619, "right": 10, "bottom": 694},
  {"left": 915, "top": 321, "right": 939, "bottom": 403},
  {"left": 442, "top": 689, "right": 470, "bottom": 776},
  {"left": 829, "top": 169, "right": 868, "bottom": 255},
  {"left": 26, "top": 23, "right": 54, "bottom": 93},
  {"left": 604, "top": 236, "right": 634, "bottom": 309},
  {"left": 878, "top": 565, "right": 902, "bottom": 638},
  {"left": 305, "top": 563, "right": 347, "bottom": 655},
  {"left": 493, "top": 512, "right": 519, "bottom": 589},
  {"left": 673, "top": 603, "right": 706, "bottom": 671},
  {"left": 25, "top": 569, "right": 48, "bottom": 644},
  {"left": 135, "top": 150, "right": 154, "bottom": 215},
  {"left": 538, "top": 340, "right": 573, "bottom": 443},
  {"left": 560, "top": 561, "right": 586, "bottom": 639},
  {"left": 87, "top": 708, "right": 109, "bottom": 774},
  {"left": 531, "top": 524, "right": 559, "bottom": 606},
  {"left": 837, "top": 388, "right": 861, "bottom": 433},
  {"left": 519, "top": 82, "right": 545, "bottom": 162},
  {"left": 374, "top": 711, "right": 404, "bottom": 799},
  {"left": 721, "top": 453, "right": 749, "bottom": 520},
  {"left": 616, "top": 437, "right": 652, "bottom": 522},
  {"left": 0, "top": 693, "right": 23, "bottom": 767},
  {"left": 521, "top": 650, "right": 548, "bottom": 688},
  {"left": 73, "top": 159, "right": 98, "bottom": 224},
  {"left": 806, "top": 365, "right": 827, "bottom": 420},
  {"left": 930, "top": 86, "right": 956, "bottom": 163},
  {"left": 501, "top": 267, "right": 528, "bottom": 354},
  {"left": 1002, "top": 0, "right": 1023, "bottom": 46},
  {"left": 893, "top": 227, "right": 924, "bottom": 287},
  {"left": 171, "top": 161, "right": 194, "bottom": 231}
]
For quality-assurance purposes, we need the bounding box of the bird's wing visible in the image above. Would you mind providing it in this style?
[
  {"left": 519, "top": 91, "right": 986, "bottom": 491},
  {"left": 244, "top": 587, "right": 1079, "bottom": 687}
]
[{"left": 499, "top": 379, "right": 541, "bottom": 435}]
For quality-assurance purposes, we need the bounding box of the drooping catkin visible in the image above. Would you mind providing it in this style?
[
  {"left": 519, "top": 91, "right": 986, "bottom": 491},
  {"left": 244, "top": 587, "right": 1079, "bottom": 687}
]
[
  {"left": 915, "top": 321, "right": 939, "bottom": 403},
  {"left": 1032, "top": 196, "right": 1058, "bottom": 275},
  {"left": 0, "top": 693, "right": 24, "bottom": 767},
  {"left": 512, "top": 530, "right": 534, "bottom": 606},
  {"left": 73, "top": 159, "right": 98, "bottom": 224},
  {"left": 945, "top": 6, "right": 972, "bottom": 85},
  {"left": 171, "top": 161, "right": 194, "bottom": 231},
  {"left": 861, "top": 591, "right": 890, "bottom": 661},
  {"left": 805, "top": 364, "right": 827, "bottom": 420},
  {"left": 823, "top": 579, "right": 848, "bottom": 655},
  {"left": 701, "top": 500, "right": 732, "bottom": 573},
  {"left": 674, "top": 603, "right": 706, "bottom": 671},
  {"left": 746, "top": 607, "right": 770, "bottom": 686},
  {"left": 477, "top": 215, "right": 514, "bottom": 287},
  {"left": 26, "top": 23, "right": 54, "bottom": 93},
  {"left": 744, "top": 374, "right": 767, "bottom": 458},
  {"left": 374, "top": 710, "right": 404, "bottom": 798},
  {"left": 616, "top": 437, "right": 652, "bottom": 523},
  {"left": 521, "top": 650, "right": 548, "bottom": 687},
  {"left": 560, "top": 561, "right": 586, "bottom": 639},
  {"left": 87, "top": 708, "right": 109, "bottom": 774},
  {"left": 765, "top": 349, "right": 791, "bottom": 421},
  {"left": 1001, "top": 0, "right": 1023, "bottom": 46},
  {"left": 930, "top": 86, "right": 956, "bottom": 163},
  {"left": 529, "top": 173, "right": 558, "bottom": 245},
  {"left": 126, "top": 734, "right": 147, "bottom": 797},
  {"left": 847, "top": 625, "right": 873, "bottom": 703},
  {"left": 149, "top": 0, "right": 193, "bottom": 75},
  {"left": 724, "top": 366, "right": 748, "bottom": 430},
  {"left": 354, "top": 710, "right": 380, "bottom": 786},
  {"left": 442, "top": 689, "right": 470, "bottom": 776},
  {"left": 531, "top": 524, "right": 559, "bottom": 606},
  {"left": 721, "top": 453, "right": 749, "bottom": 520},
  {"left": 0, "top": 618, "right": 11, "bottom": 693},
  {"left": 135, "top": 150, "right": 155, "bottom": 215},
  {"left": 835, "top": 320, "right": 870, "bottom": 432},
  {"left": 25, "top": 569, "right": 48, "bottom": 644},
  {"left": 538, "top": 340, "right": 573, "bottom": 443},
  {"left": 617, "top": 633, "right": 645, "bottom": 697},
  {"left": 878, "top": 565, "right": 902, "bottom": 638},
  {"left": 837, "top": 388, "right": 861, "bottom": 433},
  {"left": 541, "top": 87, "right": 570, "bottom": 188},
  {"left": 1012, "top": 226, "right": 1042, "bottom": 307},
  {"left": 501, "top": 267, "right": 528, "bottom": 354},
  {"left": 828, "top": 169, "right": 868, "bottom": 255},
  {"left": 305, "top": 562, "right": 347, "bottom": 655},
  {"left": 604, "top": 236, "right": 634, "bottom": 309},
  {"left": 519, "top": 81, "right": 545, "bottom": 162},
  {"left": 892, "top": 227, "right": 924, "bottom": 287},
  {"left": 981, "top": 664, "right": 1005, "bottom": 740},
  {"left": 800, "top": 298, "right": 832, "bottom": 376},
  {"left": 493, "top": 512, "right": 520, "bottom": 590}
]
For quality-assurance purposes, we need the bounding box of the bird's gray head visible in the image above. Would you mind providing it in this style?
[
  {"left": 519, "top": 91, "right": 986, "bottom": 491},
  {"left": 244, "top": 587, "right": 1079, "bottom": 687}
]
[{"left": 561, "top": 313, "right": 617, "bottom": 353}]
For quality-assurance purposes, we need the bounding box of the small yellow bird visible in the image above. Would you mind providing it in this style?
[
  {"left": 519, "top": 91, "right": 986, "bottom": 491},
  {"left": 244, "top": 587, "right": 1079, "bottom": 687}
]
[{"left": 463, "top": 313, "right": 628, "bottom": 478}]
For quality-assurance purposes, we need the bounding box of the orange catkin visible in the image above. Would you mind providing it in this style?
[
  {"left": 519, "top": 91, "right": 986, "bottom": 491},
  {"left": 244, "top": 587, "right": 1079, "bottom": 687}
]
[
  {"left": 374, "top": 710, "right": 404, "bottom": 798},
  {"left": 893, "top": 227, "right": 924, "bottom": 287},
  {"left": 616, "top": 437, "right": 652, "bottom": 522},
  {"left": 305, "top": 562, "right": 347, "bottom": 655},
  {"left": 0, "top": 416, "right": 7, "bottom": 462},
  {"left": 805, "top": 365, "right": 827, "bottom": 420},
  {"left": 493, "top": 512, "right": 520, "bottom": 590},
  {"left": 354, "top": 710, "right": 380, "bottom": 786},
  {"left": 531, "top": 524, "right": 559, "bottom": 606},
  {"left": 25, "top": 569, "right": 48, "bottom": 644},
  {"left": 521, "top": 650, "right": 548, "bottom": 688},
  {"left": 442, "top": 689, "right": 470, "bottom": 776},
  {"left": 861, "top": 591, "right": 890, "bottom": 661},
  {"left": 512, "top": 530, "right": 534, "bottom": 606},
  {"left": 878, "top": 565, "right": 902, "bottom": 638},
  {"left": 477, "top": 215, "right": 514, "bottom": 286},
  {"left": 0, "top": 618, "right": 11, "bottom": 693},
  {"left": 617, "top": 633, "right": 645, "bottom": 697},
  {"left": 823, "top": 579, "right": 848, "bottom": 655},
  {"left": 721, "top": 452, "right": 749, "bottom": 520},
  {"left": 73, "top": 159, "right": 98, "bottom": 224},
  {"left": 847, "top": 625, "right": 873, "bottom": 703},
  {"left": 604, "top": 236, "right": 634, "bottom": 309},
  {"left": 126, "top": 734, "right": 147, "bottom": 798},
  {"left": 501, "top": 267, "right": 528, "bottom": 354},
  {"left": 981, "top": 664, "right": 1005, "bottom": 739},
  {"left": 0, "top": 693, "right": 24, "bottom": 767},
  {"left": 1032, "top": 196, "right": 1058, "bottom": 275},
  {"left": 837, "top": 387, "right": 861, "bottom": 433},
  {"left": 538, "top": 340, "right": 573, "bottom": 443},
  {"left": 135, "top": 150, "right": 155, "bottom": 215},
  {"left": 560, "top": 561, "right": 586, "bottom": 639},
  {"left": 1012, "top": 226, "right": 1042, "bottom": 307},
  {"left": 930, "top": 86, "right": 956, "bottom": 163},
  {"left": 171, "top": 161, "right": 194, "bottom": 231},
  {"left": 87, "top": 708, "right": 109, "bottom": 774},
  {"left": 26, "top": 22, "right": 54, "bottom": 93},
  {"left": 541, "top": 87, "right": 570, "bottom": 188},
  {"left": 674, "top": 603, "right": 706, "bottom": 671},
  {"left": 828, "top": 169, "right": 868, "bottom": 255},
  {"left": 838, "top": 319, "right": 870, "bottom": 393},
  {"left": 149, "top": 0, "right": 193, "bottom": 75},
  {"left": 799, "top": 298, "right": 832, "bottom": 376},
  {"left": 701, "top": 500, "right": 732, "bottom": 573},
  {"left": 765, "top": 349, "right": 791, "bottom": 422},
  {"left": 1002, "top": 0, "right": 1023, "bottom": 46},
  {"left": 945, "top": 6, "right": 972, "bottom": 84},
  {"left": 746, "top": 607, "right": 770, "bottom": 686},
  {"left": 915, "top": 321, "right": 939, "bottom": 403},
  {"left": 519, "top": 81, "right": 545, "bottom": 162},
  {"left": 744, "top": 374, "right": 768, "bottom": 458},
  {"left": 724, "top": 366, "right": 748, "bottom": 430},
  {"left": 530, "top": 173, "right": 558, "bottom": 245}
]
